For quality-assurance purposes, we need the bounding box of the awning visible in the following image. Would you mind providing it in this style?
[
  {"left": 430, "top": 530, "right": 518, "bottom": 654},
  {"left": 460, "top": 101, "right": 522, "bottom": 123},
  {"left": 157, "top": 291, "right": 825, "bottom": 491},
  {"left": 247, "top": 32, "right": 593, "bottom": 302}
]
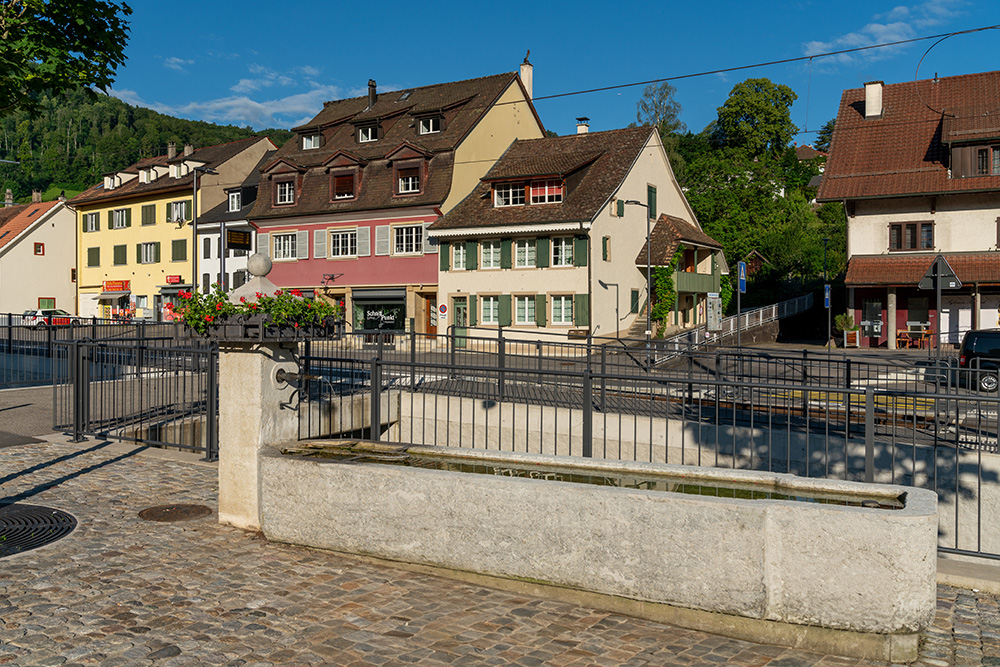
[
  {"left": 97, "top": 290, "right": 130, "bottom": 299},
  {"left": 157, "top": 284, "right": 194, "bottom": 294},
  {"left": 351, "top": 287, "right": 406, "bottom": 302}
]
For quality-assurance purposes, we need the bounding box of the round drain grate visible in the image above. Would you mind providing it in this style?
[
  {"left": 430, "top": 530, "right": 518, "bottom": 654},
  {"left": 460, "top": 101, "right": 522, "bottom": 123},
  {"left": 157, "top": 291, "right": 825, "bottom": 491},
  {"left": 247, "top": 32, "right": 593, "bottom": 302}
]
[
  {"left": 138, "top": 504, "right": 212, "bottom": 522},
  {"left": 0, "top": 504, "right": 78, "bottom": 558}
]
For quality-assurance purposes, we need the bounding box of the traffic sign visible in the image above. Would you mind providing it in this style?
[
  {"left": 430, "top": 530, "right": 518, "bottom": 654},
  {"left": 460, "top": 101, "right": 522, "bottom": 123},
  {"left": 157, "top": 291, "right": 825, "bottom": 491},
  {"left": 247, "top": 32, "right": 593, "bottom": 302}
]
[
  {"left": 918, "top": 255, "right": 961, "bottom": 290},
  {"left": 439, "top": 304, "right": 447, "bottom": 315},
  {"left": 738, "top": 261, "right": 747, "bottom": 294},
  {"left": 824, "top": 284, "right": 830, "bottom": 309}
]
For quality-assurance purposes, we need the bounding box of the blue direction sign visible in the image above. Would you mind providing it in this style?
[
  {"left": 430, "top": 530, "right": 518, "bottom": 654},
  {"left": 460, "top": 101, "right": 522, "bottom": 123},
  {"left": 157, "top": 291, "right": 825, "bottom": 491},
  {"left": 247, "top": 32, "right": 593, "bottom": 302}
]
[
  {"left": 824, "top": 284, "right": 831, "bottom": 309},
  {"left": 738, "top": 261, "right": 747, "bottom": 294}
]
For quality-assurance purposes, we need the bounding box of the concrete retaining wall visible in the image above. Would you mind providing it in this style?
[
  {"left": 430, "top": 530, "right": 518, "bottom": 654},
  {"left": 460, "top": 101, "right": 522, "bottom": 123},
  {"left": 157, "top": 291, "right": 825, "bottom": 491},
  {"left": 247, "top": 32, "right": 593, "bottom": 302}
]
[{"left": 259, "top": 445, "right": 937, "bottom": 662}]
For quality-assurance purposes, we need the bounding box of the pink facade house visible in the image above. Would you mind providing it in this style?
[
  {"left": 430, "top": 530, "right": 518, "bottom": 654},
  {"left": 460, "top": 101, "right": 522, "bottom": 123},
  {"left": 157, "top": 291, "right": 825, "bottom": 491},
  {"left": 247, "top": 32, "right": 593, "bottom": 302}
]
[{"left": 247, "top": 64, "right": 544, "bottom": 335}]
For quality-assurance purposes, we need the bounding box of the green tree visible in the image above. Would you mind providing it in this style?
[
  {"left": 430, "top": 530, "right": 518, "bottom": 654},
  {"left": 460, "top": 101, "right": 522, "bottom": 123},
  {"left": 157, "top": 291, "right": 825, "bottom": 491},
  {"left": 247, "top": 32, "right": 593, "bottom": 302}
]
[
  {"left": 713, "top": 78, "right": 798, "bottom": 159},
  {"left": 634, "top": 81, "right": 687, "bottom": 177},
  {"left": 814, "top": 118, "right": 836, "bottom": 153},
  {"left": 0, "top": 0, "right": 132, "bottom": 115}
]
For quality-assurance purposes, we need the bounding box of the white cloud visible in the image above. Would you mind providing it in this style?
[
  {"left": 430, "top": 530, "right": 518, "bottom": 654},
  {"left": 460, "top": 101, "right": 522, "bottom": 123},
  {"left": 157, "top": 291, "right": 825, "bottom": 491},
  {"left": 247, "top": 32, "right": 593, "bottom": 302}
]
[
  {"left": 232, "top": 64, "right": 306, "bottom": 93},
  {"left": 162, "top": 56, "right": 195, "bottom": 72}
]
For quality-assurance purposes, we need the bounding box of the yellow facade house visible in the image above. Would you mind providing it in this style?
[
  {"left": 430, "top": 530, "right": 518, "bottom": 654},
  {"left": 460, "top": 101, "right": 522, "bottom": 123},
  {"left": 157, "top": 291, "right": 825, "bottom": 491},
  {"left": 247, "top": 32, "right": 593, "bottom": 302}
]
[{"left": 71, "top": 138, "right": 275, "bottom": 319}]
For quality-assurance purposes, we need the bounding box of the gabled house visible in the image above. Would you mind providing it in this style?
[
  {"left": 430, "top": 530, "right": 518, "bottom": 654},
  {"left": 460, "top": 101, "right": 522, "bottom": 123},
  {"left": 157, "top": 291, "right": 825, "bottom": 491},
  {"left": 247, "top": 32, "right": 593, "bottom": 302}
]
[
  {"left": 70, "top": 137, "right": 275, "bottom": 319},
  {"left": 818, "top": 70, "right": 1000, "bottom": 348},
  {"left": 0, "top": 194, "right": 77, "bottom": 314},
  {"left": 429, "top": 124, "right": 721, "bottom": 339},
  {"left": 246, "top": 64, "right": 544, "bottom": 335}
]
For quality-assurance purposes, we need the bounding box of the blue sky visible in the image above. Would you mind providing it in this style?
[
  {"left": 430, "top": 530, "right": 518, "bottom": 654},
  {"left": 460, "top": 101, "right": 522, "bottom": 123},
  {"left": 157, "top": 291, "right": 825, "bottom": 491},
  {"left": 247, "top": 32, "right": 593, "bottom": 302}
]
[{"left": 109, "top": 0, "right": 1000, "bottom": 145}]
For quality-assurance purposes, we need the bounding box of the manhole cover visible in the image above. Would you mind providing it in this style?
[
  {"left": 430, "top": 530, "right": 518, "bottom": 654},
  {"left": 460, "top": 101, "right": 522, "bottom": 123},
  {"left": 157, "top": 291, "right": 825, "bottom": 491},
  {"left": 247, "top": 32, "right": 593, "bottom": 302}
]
[
  {"left": 0, "top": 504, "right": 77, "bottom": 558},
  {"left": 138, "top": 504, "right": 212, "bottom": 522}
]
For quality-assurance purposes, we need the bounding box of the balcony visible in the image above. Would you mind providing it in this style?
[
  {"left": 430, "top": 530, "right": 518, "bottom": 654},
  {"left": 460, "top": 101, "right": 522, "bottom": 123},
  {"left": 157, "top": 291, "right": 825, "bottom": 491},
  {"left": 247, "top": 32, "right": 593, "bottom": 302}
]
[{"left": 676, "top": 271, "right": 719, "bottom": 294}]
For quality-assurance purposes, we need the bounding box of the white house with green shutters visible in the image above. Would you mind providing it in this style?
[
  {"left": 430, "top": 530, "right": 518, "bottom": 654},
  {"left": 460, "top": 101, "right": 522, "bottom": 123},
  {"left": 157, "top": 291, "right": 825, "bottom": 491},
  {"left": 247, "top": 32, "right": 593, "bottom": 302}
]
[{"left": 429, "top": 124, "right": 710, "bottom": 340}]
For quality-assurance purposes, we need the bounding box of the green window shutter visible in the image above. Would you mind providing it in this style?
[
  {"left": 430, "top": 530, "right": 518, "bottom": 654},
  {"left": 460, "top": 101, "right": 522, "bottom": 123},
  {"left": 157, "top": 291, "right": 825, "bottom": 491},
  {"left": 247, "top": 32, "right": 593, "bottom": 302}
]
[
  {"left": 631, "top": 289, "right": 640, "bottom": 314},
  {"left": 184, "top": 199, "right": 192, "bottom": 221},
  {"left": 574, "top": 293, "right": 590, "bottom": 326},
  {"left": 536, "top": 237, "right": 550, "bottom": 268},
  {"left": 125, "top": 208, "right": 132, "bottom": 227},
  {"left": 499, "top": 295, "right": 511, "bottom": 326},
  {"left": 172, "top": 239, "right": 187, "bottom": 261},
  {"left": 142, "top": 204, "right": 155, "bottom": 225},
  {"left": 113, "top": 245, "right": 126, "bottom": 265},
  {"left": 469, "top": 295, "right": 478, "bottom": 326},
  {"left": 154, "top": 242, "right": 161, "bottom": 263},
  {"left": 106, "top": 210, "right": 112, "bottom": 228},
  {"left": 136, "top": 243, "right": 141, "bottom": 263},
  {"left": 96, "top": 213, "right": 100, "bottom": 231},
  {"left": 87, "top": 247, "right": 100, "bottom": 266},
  {"left": 535, "top": 294, "right": 547, "bottom": 326},
  {"left": 465, "top": 240, "right": 478, "bottom": 270},
  {"left": 647, "top": 185, "right": 657, "bottom": 219},
  {"left": 439, "top": 241, "right": 450, "bottom": 271},
  {"left": 602, "top": 236, "right": 608, "bottom": 261},
  {"left": 500, "top": 239, "right": 512, "bottom": 269},
  {"left": 616, "top": 199, "right": 625, "bottom": 217},
  {"left": 573, "top": 236, "right": 588, "bottom": 267},
  {"left": 81, "top": 214, "right": 86, "bottom": 233}
]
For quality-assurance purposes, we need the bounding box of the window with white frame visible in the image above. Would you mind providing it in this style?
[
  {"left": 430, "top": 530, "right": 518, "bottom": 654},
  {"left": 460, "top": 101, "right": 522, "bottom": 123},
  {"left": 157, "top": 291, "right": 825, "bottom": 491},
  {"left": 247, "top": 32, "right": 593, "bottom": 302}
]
[
  {"left": 394, "top": 224, "right": 423, "bottom": 254},
  {"left": 418, "top": 117, "right": 441, "bottom": 134},
  {"left": 530, "top": 180, "right": 563, "bottom": 204},
  {"left": 302, "top": 134, "right": 320, "bottom": 150},
  {"left": 329, "top": 229, "right": 358, "bottom": 257},
  {"left": 168, "top": 200, "right": 188, "bottom": 223},
  {"left": 84, "top": 212, "right": 99, "bottom": 232},
  {"left": 494, "top": 183, "right": 525, "bottom": 207},
  {"left": 397, "top": 167, "right": 420, "bottom": 194},
  {"left": 112, "top": 208, "right": 128, "bottom": 229},
  {"left": 135, "top": 295, "right": 148, "bottom": 309},
  {"left": 359, "top": 126, "right": 377, "bottom": 142},
  {"left": 452, "top": 243, "right": 466, "bottom": 270},
  {"left": 481, "top": 240, "right": 501, "bottom": 268},
  {"left": 275, "top": 181, "right": 295, "bottom": 205},
  {"left": 273, "top": 233, "right": 297, "bottom": 260},
  {"left": 139, "top": 242, "right": 157, "bottom": 264},
  {"left": 552, "top": 237, "right": 573, "bottom": 266},
  {"left": 515, "top": 239, "right": 535, "bottom": 268},
  {"left": 552, "top": 295, "right": 574, "bottom": 324},
  {"left": 228, "top": 191, "right": 242, "bottom": 212},
  {"left": 515, "top": 296, "right": 536, "bottom": 324},
  {"left": 481, "top": 296, "right": 500, "bottom": 324}
]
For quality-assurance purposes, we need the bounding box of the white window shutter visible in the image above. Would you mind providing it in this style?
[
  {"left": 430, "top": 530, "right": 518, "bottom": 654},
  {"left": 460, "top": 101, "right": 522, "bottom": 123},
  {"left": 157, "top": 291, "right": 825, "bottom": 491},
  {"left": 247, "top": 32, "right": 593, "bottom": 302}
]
[
  {"left": 422, "top": 222, "right": 438, "bottom": 254},
  {"left": 375, "top": 225, "right": 390, "bottom": 256},
  {"left": 357, "top": 227, "right": 371, "bottom": 257},
  {"left": 296, "top": 230, "right": 309, "bottom": 259},
  {"left": 257, "top": 233, "right": 269, "bottom": 257},
  {"left": 314, "top": 229, "right": 327, "bottom": 259}
]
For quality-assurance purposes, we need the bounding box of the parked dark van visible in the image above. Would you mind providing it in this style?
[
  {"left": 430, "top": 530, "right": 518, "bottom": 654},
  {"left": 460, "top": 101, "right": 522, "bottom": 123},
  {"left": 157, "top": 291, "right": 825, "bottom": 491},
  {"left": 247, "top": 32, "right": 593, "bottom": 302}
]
[{"left": 958, "top": 330, "right": 1000, "bottom": 392}]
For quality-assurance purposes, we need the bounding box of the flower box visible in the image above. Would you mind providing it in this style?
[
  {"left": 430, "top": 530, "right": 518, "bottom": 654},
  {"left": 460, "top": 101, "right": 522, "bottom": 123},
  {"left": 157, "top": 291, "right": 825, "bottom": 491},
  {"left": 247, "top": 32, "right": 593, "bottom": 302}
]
[{"left": 181, "top": 314, "right": 343, "bottom": 342}]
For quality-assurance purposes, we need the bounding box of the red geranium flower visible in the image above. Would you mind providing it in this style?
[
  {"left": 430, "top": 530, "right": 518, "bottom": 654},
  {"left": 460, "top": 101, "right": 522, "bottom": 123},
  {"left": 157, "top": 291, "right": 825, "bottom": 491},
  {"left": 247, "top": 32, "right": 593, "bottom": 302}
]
[
  {"left": 274, "top": 289, "right": 283, "bottom": 296},
  {"left": 291, "top": 289, "right": 303, "bottom": 297},
  {"left": 204, "top": 315, "right": 214, "bottom": 323},
  {"left": 215, "top": 303, "right": 223, "bottom": 311}
]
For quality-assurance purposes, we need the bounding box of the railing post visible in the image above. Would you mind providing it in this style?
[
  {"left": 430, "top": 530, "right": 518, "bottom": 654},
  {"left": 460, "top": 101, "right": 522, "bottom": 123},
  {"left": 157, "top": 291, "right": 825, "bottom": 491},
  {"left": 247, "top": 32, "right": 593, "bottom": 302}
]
[
  {"left": 448, "top": 325, "right": 456, "bottom": 380},
  {"left": 600, "top": 343, "right": 607, "bottom": 412},
  {"left": 70, "top": 342, "right": 88, "bottom": 443},
  {"left": 537, "top": 341, "right": 543, "bottom": 374},
  {"left": 205, "top": 345, "right": 219, "bottom": 461},
  {"left": 46, "top": 323, "right": 54, "bottom": 359},
  {"left": 582, "top": 365, "right": 593, "bottom": 458},
  {"left": 5, "top": 315, "right": 11, "bottom": 354},
  {"left": 497, "top": 327, "right": 506, "bottom": 402},
  {"left": 801, "top": 349, "right": 809, "bottom": 418},
  {"left": 370, "top": 355, "right": 381, "bottom": 442},
  {"left": 91, "top": 316, "right": 97, "bottom": 340},
  {"left": 409, "top": 317, "right": 416, "bottom": 388},
  {"left": 845, "top": 358, "right": 853, "bottom": 433},
  {"left": 864, "top": 386, "right": 875, "bottom": 483}
]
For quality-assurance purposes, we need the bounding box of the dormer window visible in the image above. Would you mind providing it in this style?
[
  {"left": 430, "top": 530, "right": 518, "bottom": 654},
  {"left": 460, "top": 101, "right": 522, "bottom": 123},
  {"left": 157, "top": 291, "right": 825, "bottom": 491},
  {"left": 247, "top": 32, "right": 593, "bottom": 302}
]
[
  {"left": 494, "top": 183, "right": 525, "bottom": 207},
  {"left": 275, "top": 180, "right": 296, "bottom": 205},
  {"left": 977, "top": 146, "right": 1000, "bottom": 176},
  {"left": 104, "top": 175, "right": 116, "bottom": 190},
  {"left": 530, "top": 180, "right": 563, "bottom": 204},
  {"left": 228, "top": 191, "right": 242, "bottom": 212},
  {"left": 303, "top": 134, "right": 321, "bottom": 150},
  {"left": 397, "top": 167, "right": 420, "bottom": 194},
  {"left": 359, "top": 125, "right": 378, "bottom": 143},
  {"left": 333, "top": 173, "right": 356, "bottom": 200},
  {"left": 418, "top": 117, "right": 441, "bottom": 135}
]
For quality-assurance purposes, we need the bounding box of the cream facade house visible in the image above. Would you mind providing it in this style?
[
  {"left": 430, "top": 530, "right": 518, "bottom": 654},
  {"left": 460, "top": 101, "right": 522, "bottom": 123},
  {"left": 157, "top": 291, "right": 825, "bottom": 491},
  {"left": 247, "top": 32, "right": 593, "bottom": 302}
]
[{"left": 0, "top": 196, "right": 77, "bottom": 314}]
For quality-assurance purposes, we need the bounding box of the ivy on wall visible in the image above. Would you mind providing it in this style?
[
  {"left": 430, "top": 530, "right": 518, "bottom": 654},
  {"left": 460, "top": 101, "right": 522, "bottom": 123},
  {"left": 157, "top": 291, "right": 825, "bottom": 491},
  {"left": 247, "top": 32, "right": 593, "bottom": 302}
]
[{"left": 650, "top": 245, "right": 684, "bottom": 324}]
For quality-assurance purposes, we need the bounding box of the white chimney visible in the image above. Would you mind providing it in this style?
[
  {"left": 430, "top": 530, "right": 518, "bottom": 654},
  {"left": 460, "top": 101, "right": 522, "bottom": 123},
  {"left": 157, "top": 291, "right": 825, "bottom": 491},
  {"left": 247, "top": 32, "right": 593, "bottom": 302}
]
[
  {"left": 167, "top": 141, "right": 176, "bottom": 159},
  {"left": 520, "top": 53, "right": 533, "bottom": 100},
  {"left": 4, "top": 188, "right": 12, "bottom": 207},
  {"left": 864, "top": 81, "right": 883, "bottom": 119},
  {"left": 576, "top": 117, "right": 590, "bottom": 134},
  {"left": 31, "top": 190, "right": 41, "bottom": 203},
  {"left": 184, "top": 143, "right": 194, "bottom": 156}
]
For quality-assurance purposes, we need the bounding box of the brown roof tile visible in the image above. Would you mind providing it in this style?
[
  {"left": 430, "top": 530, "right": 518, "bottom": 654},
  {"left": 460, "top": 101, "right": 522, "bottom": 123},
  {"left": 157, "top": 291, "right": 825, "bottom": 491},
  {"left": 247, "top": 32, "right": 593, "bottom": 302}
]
[
  {"left": 845, "top": 253, "right": 1000, "bottom": 286},
  {"left": 636, "top": 214, "right": 722, "bottom": 266},
  {"left": 0, "top": 201, "right": 61, "bottom": 251},
  {"left": 818, "top": 70, "right": 1000, "bottom": 201},
  {"left": 430, "top": 127, "right": 653, "bottom": 231}
]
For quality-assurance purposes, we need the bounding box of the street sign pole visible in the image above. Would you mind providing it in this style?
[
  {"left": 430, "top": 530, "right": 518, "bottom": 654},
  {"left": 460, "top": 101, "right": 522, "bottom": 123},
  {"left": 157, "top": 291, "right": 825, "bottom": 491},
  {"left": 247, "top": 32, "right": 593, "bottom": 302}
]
[
  {"left": 737, "top": 261, "right": 747, "bottom": 351},
  {"left": 825, "top": 284, "right": 831, "bottom": 354},
  {"left": 918, "top": 255, "right": 962, "bottom": 362}
]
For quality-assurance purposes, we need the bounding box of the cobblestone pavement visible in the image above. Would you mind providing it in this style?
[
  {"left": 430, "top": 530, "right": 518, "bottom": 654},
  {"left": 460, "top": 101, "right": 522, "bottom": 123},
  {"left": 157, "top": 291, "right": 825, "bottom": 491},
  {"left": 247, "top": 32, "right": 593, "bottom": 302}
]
[{"left": 1, "top": 441, "right": 999, "bottom": 667}]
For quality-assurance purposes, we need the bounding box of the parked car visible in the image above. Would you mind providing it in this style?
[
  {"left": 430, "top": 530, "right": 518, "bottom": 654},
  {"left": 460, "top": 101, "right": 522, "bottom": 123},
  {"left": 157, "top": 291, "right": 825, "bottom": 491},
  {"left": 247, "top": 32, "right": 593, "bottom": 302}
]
[
  {"left": 957, "top": 329, "right": 1000, "bottom": 392},
  {"left": 21, "top": 308, "right": 80, "bottom": 328}
]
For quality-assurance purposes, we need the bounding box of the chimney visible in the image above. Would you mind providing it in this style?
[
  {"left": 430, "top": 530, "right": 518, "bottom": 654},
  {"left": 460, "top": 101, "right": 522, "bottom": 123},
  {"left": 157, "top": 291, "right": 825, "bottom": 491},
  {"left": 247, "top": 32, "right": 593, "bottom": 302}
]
[
  {"left": 4, "top": 189, "right": 12, "bottom": 207},
  {"left": 520, "top": 52, "right": 533, "bottom": 100},
  {"left": 368, "top": 79, "right": 377, "bottom": 109},
  {"left": 864, "top": 81, "right": 883, "bottom": 119},
  {"left": 31, "top": 190, "right": 41, "bottom": 203},
  {"left": 167, "top": 141, "right": 176, "bottom": 159},
  {"left": 576, "top": 117, "right": 590, "bottom": 134},
  {"left": 183, "top": 143, "right": 194, "bottom": 156},
  {"left": 58, "top": 190, "right": 66, "bottom": 202}
]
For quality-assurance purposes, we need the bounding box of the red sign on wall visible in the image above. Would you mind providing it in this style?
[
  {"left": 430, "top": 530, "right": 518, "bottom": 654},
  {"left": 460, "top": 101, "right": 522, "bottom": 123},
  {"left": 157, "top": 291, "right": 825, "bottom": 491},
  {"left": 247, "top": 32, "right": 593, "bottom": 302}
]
[
  {"left": 166, "top": 275, "right": 182, "bottom": 284},
  {"left": 102, "top": 280, "right": 130, "bottom": 291}
]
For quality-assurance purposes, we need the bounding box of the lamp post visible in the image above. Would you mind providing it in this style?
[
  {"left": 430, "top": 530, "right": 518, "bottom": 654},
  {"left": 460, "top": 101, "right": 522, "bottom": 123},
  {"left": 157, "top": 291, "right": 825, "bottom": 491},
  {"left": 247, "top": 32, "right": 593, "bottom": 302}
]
[
  {"left": 624, "top": 200, "right": 652, "bottom": 367},
  {"left": 824, "top": 237, "right": 830, "bottom": 350},
  {"left": 192, "top": 166, "right": 219, "bottom": 293},
  {"left": 597, "top": 280, "right": 620, "bottom": 340}
]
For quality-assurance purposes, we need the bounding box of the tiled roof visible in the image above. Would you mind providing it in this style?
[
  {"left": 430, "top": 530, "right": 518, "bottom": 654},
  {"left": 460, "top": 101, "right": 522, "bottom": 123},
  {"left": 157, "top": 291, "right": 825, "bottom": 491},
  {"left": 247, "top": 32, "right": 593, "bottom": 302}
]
[
  {"left": 818, "top": 70, "right": 1000, "bottom": 201},
  {"left": 250, "top": 72, "right": 530, "bottom": 222},
  {"left": 0, "top": 204, "right": 26, "bottom": 227},
  {"left": 636, "top": 214, "right": 722, "bottom": 266},
  {"left": 795, "top": 145, "right": 826, "bottom": 160},
  {"left": 0, "top": 201, "right": 61, "bottom": 251},
  {"left": 845, "top": 253, "right": 1000, "bottom": 286},
  {"left": 71, "top": 137, "right": 271, "bottom": 206},
  {"left": 429, "top": 127, "right": 653, "bottom": 231},
  {"left": 200, "top": 150, "right": 276, "bottom": 224}
]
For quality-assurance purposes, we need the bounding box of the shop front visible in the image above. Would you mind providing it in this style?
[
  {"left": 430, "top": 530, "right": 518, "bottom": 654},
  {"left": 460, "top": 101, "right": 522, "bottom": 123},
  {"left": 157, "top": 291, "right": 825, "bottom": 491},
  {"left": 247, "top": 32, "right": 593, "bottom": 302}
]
[
  {"left": 157, "top": 275, "right": 194, "bottom": 322},
  {"left": 351, "top": 288, "right": 405, "bottom": 345},
  {"left": 97, "top": 280, "right": 133, "bottom": 320}
]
